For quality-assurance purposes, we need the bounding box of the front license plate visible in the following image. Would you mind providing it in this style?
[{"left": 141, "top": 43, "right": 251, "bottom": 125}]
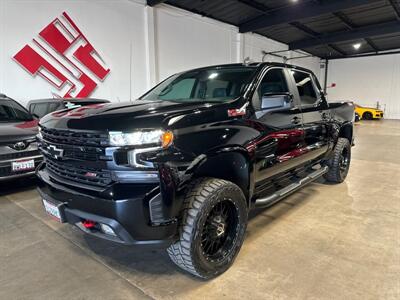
[
  {"left": 42, "top": 199, "right": 62, "bottom": 222},
  {"left": 12, "top": 159, "right": 35, "bottom": 172}
]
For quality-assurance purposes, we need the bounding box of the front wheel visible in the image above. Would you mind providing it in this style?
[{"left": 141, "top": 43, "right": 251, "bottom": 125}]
[
  {"left": 167, "top": 178, "right": 248, "bottom": 279},
  {"left": 324, "top": 137, "right": 351, "bottom": 183}
]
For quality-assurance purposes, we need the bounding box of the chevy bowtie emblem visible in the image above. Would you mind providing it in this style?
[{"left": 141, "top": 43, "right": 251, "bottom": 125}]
[
  {"left": 12, "top": 141, "right": 28, "bottom": 151},
  {"left": 47, "top": 145, "right": 64, "bottom": 159}
]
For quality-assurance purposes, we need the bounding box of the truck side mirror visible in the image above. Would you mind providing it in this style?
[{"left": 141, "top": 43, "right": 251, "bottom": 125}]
[{"left": 261, "top": 92, "right": 292, "bottom": 110}]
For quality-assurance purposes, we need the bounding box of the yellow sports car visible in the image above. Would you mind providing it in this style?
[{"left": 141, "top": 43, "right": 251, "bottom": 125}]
[{"left": 355, "top": 104, "right": 384, "bottom": 120}]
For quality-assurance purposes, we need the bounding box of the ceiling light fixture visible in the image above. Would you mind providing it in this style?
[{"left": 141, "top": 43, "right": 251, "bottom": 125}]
[{"left": 353, "top": 43, "right": 362, "bottom": 50}]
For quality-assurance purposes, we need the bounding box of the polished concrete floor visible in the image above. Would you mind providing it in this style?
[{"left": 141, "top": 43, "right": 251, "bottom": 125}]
[{"left": 1, "top": 120, "right": 399, "bottom": 300}]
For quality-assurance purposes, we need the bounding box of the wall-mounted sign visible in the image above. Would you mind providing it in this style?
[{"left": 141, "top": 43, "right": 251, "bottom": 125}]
[{"left": 13, "top": 12, "right": 110, "bottom": 98}]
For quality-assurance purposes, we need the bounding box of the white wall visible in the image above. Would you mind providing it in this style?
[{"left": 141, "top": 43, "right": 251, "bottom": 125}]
[
  {"left": 0, "top": 0, "right": 150, "bottom": 104},
  {"left": 0, "top": 0, "right": 322, "bottom": 106},
  {"left": 327, "top": 54, "right": 400, "bottom": 119},
  {"left": 154, "top": 5, "right": 238, "bottom": 82}
]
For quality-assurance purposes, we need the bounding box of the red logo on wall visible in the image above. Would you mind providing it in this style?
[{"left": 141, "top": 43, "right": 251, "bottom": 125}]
[{"left": 13, "top": 12, "right": 110, "bottom": 98}]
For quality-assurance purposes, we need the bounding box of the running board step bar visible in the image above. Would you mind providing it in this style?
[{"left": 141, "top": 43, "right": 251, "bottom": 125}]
[{"left": 255, "top": 166, "right": 329, "bottom": 208}]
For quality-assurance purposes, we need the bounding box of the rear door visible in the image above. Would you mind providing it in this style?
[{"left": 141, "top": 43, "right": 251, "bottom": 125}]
[
  {"left": 250, "top": 67, "right": 306, "bottom": 184},
  {"left": 289, "top": 69, "right": 329, "bottom": 162}
]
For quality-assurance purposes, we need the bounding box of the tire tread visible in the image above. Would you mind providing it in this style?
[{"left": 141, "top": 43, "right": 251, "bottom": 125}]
[{"left": 167, "top": 178, "right": 240, "bottom": 278}]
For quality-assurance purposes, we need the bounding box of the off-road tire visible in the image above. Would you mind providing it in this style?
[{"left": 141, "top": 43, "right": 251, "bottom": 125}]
[
  {"left": 167, "top": 178, "right": 248, "bottom": 279},
  {"left": 363, "top": 112, "right": 373, "bottom": 120},
  {"left": 324, "top": 137, "right": 351, "bottom": 183}
]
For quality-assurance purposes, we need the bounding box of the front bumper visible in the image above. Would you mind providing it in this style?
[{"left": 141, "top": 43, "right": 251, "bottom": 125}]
[
  {"left": 0, "top": 154, "right": 43, "bottom": 181},
  {"left": 36, "top": 167, "right": 178, "bottom": 247}
]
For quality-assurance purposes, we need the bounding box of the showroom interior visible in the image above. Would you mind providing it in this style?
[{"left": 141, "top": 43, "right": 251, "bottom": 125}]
[{"left": 0, "top": 0, "right": 399, "bottom": 299}]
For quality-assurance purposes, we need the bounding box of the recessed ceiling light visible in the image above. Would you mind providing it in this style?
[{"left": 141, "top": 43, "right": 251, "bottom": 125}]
[{"left": 353, "top": 43, "right": 362, "bottom": 50}]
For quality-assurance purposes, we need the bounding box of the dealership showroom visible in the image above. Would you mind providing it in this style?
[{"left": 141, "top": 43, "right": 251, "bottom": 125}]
[{"left": 1, "top": 0, "right": 400, "bottom": 299}]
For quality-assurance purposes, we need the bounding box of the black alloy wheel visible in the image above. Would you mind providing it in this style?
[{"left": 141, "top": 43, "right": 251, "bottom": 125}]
[
  {"left": 167, "top": 178, "right": 248, "bottom": 279},
  {"left": 324, "top": 137, "right": 351, "bottom": 183},
  {"left": 200, "top": 199, "right": 239, "bottom": 263},
  {"left": 339, "top": 147, "right": 350, "bottom": 178}
]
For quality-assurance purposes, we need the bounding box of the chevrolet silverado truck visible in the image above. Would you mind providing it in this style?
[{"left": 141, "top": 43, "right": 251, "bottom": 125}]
[
  {"left": 0, "top": 94, "right": 42, "bottom": 181},
  {"left": 36, "top": 63, "right": 354, "bottom": 279}
]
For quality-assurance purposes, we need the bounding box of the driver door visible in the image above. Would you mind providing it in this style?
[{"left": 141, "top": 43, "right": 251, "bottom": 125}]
[{"left": 250, "top": 67, "right": 306, "bottom": 184}]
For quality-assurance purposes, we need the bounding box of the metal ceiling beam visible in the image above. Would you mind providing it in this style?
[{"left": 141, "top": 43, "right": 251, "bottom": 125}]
[
  {"left": 333, "top": 11, "right": 380, "bottom": 51},
  {"left": 236, "top": 0, "right": 270, "bottom": 13},
  {"left": 327, "top": 44, "right": 347, "bottom": 56},
  {"left": 332, "top": 11, "right": 356, "bottom": 29},
  {"left": 239, "top": 0, "right": 378, "bottom": 33},
  {"left": 289, "top": 22, "right": 347, "bottom": 57},
  {"left": 289, "top": 21, "right": 400, "bottom": 50},
  {"left": 388, "top": 0, "right": 400, "bottom": 20},
  {"left": 329, "top": 49, "right": 400, "bottom": 60},
  {"left": 147, "top": 0, "right": 167, "bottom": 6},
  {"left": 364, "top": 38, "right": 380, "bottom": 52}
]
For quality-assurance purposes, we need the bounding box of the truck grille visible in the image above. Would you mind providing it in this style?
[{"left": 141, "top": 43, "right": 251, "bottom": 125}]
[
  {"left": 0, "top": 150, "right": 40, "bottom": 161},
  {"left": 40, "top": 141, "right": 106, "bottom": 162},
  {"left": 41, "top": 127, "right": 109, "bottom": 147},
  {"left": 45, "top": 158, "right": 113, "bottom": 188}
]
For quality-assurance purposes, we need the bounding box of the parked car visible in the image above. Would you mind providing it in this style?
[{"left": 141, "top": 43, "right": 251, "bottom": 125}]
[
  {"left": 0, "top": 94, "right": 42, "bottom": 181},
  {"left": 36, "top": 63, "right": 354, "bottom": 279},
  {"left": 354, "top": 104, "right": 383, "bottom": 120},
  {"left": 27, "top": 98, "right": 110, "bottom": 118}
]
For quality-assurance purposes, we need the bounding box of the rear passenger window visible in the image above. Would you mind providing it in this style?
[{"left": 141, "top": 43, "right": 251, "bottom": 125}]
[{"left": 292, "top": 70, "right": 318, "bottom": 106}]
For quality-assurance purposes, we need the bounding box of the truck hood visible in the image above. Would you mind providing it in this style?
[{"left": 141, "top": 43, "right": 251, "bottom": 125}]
[
  {"left": 0, "top": 120, "right": 39, "bottom": 144},
  {"left": 40, "top": 100, "right": 227, "bottom": 131}
]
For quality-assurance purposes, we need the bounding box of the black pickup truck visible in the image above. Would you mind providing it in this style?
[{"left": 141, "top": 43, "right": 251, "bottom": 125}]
[{"left": 36, "top": 63, "right": 354, "bottom": 279}]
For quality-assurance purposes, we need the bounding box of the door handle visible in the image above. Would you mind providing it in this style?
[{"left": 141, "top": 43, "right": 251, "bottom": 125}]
[{"left": 291, "top": 116, "right": 301, "bottom": 124}]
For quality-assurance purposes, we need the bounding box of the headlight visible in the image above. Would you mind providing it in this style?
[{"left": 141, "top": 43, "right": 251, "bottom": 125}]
[
  {"left": 37, "top": 126, "right": 43, "bottom": 140},
  {"left": 109, "top": 130, "right": 173, "bottom": 148}
]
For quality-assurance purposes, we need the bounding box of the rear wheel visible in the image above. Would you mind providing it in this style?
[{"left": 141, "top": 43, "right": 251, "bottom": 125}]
[
  {"left": 324, "top": 137, "right": 351, "bottom": 183},
  {"left": 167, "top": 178, "right": 248, "bottom": 279},
  {"left": 363, "top": 112, "right": 373, "bottom": 120}
]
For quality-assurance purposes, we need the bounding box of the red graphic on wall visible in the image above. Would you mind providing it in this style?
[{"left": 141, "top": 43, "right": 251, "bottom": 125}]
[{"left": 13, "top": 12, "right": 110, "bottom": 98}]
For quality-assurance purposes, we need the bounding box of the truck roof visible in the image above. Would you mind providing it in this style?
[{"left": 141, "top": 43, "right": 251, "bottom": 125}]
[{"left": 184, "top": 62, "right": 315, "bottom": 75}]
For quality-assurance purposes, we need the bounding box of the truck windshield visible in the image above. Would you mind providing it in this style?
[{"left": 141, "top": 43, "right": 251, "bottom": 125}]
[
  {"left": 141, "top": 67, "right": 257, "bottom": 103},
  {"left": 0, "top": 100, "right": 33, "bottom": 122}
]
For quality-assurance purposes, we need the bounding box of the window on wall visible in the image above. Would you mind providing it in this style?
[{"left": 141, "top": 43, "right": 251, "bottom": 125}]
[{"left": 292, "top": 70, "right": 318, "bottom": 106}]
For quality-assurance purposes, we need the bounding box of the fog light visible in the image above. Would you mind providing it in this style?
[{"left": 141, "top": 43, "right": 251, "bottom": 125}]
[
  {"left": 82, "top": 220, "right": 96, "bottom": 229},
  {"left": 100, "top": 223, "right": 117, "bottom": 236}
]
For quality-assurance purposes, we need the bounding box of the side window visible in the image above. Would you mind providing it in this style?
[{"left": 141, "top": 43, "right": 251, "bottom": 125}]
[
  {"left": 48, "top": 102, "right": 62, "bottom": 113},
  {"left": 292, "top": 70, "right": 318, "bottom": 106},
  {"left": 32, "top": 103, "right": 49, "bottom": 118},
  {"left": 253, "top": 68, "right": 290, "bottom": 111}
]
